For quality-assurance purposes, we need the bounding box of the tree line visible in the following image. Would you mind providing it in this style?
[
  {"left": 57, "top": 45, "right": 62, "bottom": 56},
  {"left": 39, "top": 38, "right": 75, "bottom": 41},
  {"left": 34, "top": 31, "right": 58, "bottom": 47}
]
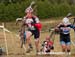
[{"left": 0, "top": 0, "right": 75, "bottom": 21}]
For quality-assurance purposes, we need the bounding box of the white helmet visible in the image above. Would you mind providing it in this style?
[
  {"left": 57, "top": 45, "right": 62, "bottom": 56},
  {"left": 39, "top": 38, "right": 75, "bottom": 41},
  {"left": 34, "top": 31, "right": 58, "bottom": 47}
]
[{"left": 62, "top": 17, "right": 70, "bottom": 25}]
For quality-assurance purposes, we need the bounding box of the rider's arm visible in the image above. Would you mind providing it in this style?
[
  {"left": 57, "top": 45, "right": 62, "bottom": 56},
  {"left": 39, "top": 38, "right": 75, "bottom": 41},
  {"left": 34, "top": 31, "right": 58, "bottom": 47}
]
[
  {"left": 55, "top": 23, "right": 62, "bottom": 29},
  {"left": 55, "top": 23, "right": 62, "bottom": 32},
  {"left": 69, "top": 24, "right": 75, "bottom": 29},
  {"left": 35, "top": 17, "right": 40, "bottom": 23}
]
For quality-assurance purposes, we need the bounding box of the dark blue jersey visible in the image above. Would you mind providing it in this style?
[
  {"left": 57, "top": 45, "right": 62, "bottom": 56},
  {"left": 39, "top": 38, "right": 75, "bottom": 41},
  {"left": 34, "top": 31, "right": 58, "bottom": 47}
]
[{"left": 57, "top": 23, "right": 75, "bottom": 35}]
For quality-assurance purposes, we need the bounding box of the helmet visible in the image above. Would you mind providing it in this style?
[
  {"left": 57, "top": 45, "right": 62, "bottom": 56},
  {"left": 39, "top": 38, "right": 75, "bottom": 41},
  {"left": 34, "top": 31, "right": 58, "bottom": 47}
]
[
  {"left": 62, "top": 17, "right": 70, "bottom": 25},
  {"left": 25, "top": 1, "right": 35, "bottom": 13},
  {"left": 25, "top": 6, "right": 33, "bottom": 13}
]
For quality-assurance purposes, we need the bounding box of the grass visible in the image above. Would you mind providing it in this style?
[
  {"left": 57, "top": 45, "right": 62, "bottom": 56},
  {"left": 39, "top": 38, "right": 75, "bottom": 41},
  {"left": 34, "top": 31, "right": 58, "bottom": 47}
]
[{"left": 0, "top": 19, "right": 75, "bottom": 57}]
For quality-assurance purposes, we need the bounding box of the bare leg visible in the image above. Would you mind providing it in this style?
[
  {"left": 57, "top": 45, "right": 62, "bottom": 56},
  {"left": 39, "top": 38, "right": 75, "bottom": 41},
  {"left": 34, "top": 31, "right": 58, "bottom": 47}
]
[
  {"left": 66, "top": 45, "right": 70, "bottom": 52},
  {"left": 61, "top": 44, "right": 66, "bottom": 52},
  {"left": 25, "top": 31, "right": 32, "bottom": 53},
  {"left": 35, "top": 38, "right": 40, "bottom": 52}
]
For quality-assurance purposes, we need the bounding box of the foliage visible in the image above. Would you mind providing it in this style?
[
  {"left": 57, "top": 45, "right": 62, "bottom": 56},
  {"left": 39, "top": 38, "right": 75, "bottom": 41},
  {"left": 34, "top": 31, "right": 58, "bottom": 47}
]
[{"left": 0, "top": 0, "right": 75, "bottom": 21}]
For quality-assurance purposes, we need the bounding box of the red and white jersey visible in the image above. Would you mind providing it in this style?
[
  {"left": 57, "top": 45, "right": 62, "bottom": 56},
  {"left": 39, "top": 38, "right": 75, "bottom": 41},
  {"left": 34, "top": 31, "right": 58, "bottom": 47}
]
[{"left": 24, "top": 16, "right": 42, "bottom": 31}]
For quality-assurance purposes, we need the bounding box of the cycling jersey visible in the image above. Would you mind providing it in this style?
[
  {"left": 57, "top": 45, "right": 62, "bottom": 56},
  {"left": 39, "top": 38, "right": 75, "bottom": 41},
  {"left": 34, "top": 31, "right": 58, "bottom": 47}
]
[
  {"left": 23, "top": 16, "right": 42, "bottom": 39},
  {"left": 25, "top": 17, "right": 41, "bottom": 31},
  {"left": 57, "top": 23, "right": 75, "bottom": 45},
  {"left": 57, "top": 23, "right": 75, "bottom": 35}
]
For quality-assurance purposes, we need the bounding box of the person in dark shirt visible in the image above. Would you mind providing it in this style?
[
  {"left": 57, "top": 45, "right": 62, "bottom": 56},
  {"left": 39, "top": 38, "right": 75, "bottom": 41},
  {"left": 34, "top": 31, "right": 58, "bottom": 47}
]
[{"left": 55, "top": 22, "right": 75, "bottom": 52}]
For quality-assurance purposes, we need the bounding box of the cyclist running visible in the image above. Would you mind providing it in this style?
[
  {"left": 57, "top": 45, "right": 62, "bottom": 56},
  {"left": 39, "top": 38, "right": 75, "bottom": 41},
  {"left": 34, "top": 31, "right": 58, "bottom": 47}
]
[
  {"left": 19, "top": 5, "right": 34, "bottom": 48},
  {"left": 20, "top": 4, "right": 42, "bottom": 53},
  {"left": 55, "top": 17, "right": 75, "bottom": 53}
]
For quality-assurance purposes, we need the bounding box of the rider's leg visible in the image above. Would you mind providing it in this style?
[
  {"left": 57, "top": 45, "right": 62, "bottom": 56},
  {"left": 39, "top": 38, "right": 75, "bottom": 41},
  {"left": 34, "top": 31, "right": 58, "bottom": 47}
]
[
  {"left": 60, "top": 41, "right": 66, "bottom": 52},
  {"left": 66, "top": 35, "right": 71, "bottom": 52},
  {"left": 25, "top": 31, "right": 32, "bottom": 50},
  {"left": 60, "top": 35, "right": 67, "bottom": 52},
  {"left": 24, "top": 32, "right": 33, "bottom": 48},
  {"left": 35, "top": 38, "right": 40, "bottom": 52},
  {"left": 66, "top": 42, "right": 71, "bottom": 52},
  {"left": 34, "top": 30, "right": 40, "bottom": 53}
]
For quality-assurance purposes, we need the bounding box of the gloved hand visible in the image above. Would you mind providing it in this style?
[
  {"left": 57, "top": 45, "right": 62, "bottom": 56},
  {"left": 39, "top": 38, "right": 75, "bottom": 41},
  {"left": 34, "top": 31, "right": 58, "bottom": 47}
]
[{"left": 54, "top": 28, "right": 59, "bottom": 32}]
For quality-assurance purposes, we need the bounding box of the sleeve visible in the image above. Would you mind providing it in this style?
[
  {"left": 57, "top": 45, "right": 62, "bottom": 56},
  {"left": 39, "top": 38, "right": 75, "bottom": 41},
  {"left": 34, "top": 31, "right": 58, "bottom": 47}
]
[
  {"left": 69, "top": 24, "right": 75, "bottom": 29},
  {"left": 35, "top": 17, "right": 40, "bottom": 23}
]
